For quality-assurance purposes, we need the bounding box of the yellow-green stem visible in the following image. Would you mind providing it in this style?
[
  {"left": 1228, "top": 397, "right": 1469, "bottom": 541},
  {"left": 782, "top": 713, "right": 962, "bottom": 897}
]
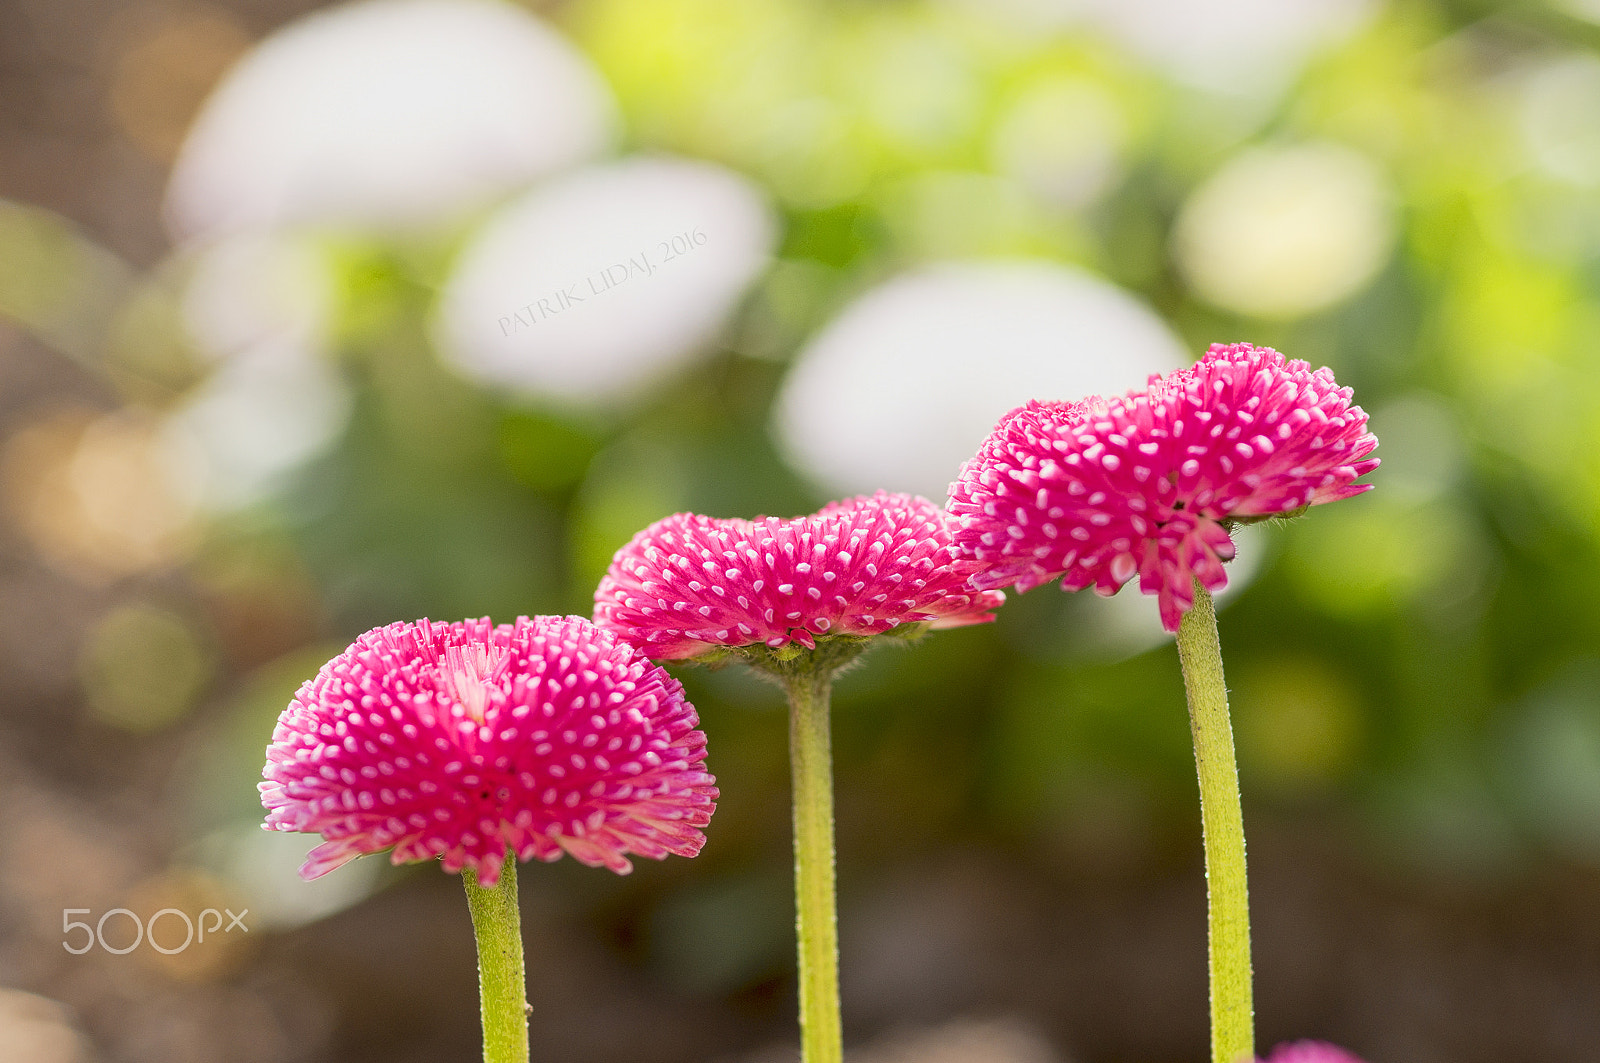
[
  {"left": 783, "top": 670, "right": 843, "bottom": 1063},
  {"left": 463, "top": 858, "right": 529, "bottom": 1063},
  {"left": 1175, "top": 583, "right": 1254, "bottom": 1063}
]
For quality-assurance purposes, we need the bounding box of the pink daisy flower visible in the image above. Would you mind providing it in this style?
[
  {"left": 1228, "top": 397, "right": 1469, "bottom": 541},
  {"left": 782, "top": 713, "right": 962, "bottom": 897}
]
[
  {"left": 260, "top": 615, "right": 717, "bottom": 884},
  {"left": 950, "top": 343, "right": 1378, "bottom": 631},
  {"left": 1261, "top": 1041, "right": 1368, "bottom": 1063},
  {"left": 594, "top": 491, "right": 1004, "bottom": 661}
]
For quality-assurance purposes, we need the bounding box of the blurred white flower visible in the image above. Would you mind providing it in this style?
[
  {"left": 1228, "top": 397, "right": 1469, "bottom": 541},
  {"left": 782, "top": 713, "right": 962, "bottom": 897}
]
[
  {"left": 1173, "top": 142, "right": 1395, "bottom": 319},
  {"left": 434, "top": 156, "right": 776, "bottom": 407},
  {"left": 772, "top": 260, "right": 1186, "bottom": 500},
  {"left": 163, "top": 340, "right": 352, "bottom": 511},
  {"left": 165, "top": 0, "right": 617, "bottom": 241},
  {"left": 946, "top": 0, "right": 1375, "bottom": 98},
  {"left": 1088, "top": 0, "right": 1376, "bottom": 96}
]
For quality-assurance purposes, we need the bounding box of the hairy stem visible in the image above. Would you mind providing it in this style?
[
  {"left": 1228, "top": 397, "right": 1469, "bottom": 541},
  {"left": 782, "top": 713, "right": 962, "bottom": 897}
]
[
  {"left": 1176, "top": 583, "right": 1254, "bottom": 1063},
  {"left": 783, "top": 669, "right": 843, "bottom": 1063},
  {"left": 463, "top": 858, "right": 529, "bottom": 1063}
]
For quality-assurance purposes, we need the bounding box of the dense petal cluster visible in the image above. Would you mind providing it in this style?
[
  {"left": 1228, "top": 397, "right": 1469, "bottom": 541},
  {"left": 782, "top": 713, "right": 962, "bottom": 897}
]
[
  {"left": 951, "top": 343, "right": 1377, "bottom": 631},
  {"left": 261, "top": 615, "right": 717, "bottom": 884},
  {"left": 594, "top": 491, "right": 1005, "bottom": 660},
  {"left": 1261, "top": 1041, "right": 1367, "bottom": 1063}
]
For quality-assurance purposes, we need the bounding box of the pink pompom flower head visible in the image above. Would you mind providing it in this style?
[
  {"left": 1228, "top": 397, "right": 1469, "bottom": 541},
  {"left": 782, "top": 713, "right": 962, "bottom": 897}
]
[
  {"left": 1260, "top": 1041, "right": 1368, "bottom": 1063},
  {"left": 950, "top": 343, "right": 1378, "bottom": 631},
  {"left": 594, "top": 490, "right": 1004, "bottom": 672},
  {"left": 260, "top": 615, "right": 717, "bottom": 885},
  {"left": 951, "top": 344, "right": 1377, "bottom": 1063},
  {"left": 595, "top": 492, "right": 1002, "bottom": 1063}
]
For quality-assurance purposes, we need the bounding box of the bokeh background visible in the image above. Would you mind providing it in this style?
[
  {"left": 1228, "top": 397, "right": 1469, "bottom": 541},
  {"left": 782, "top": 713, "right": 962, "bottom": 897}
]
[{"left": 4, "top": 0, "right": 1600, "bottom": 1060}]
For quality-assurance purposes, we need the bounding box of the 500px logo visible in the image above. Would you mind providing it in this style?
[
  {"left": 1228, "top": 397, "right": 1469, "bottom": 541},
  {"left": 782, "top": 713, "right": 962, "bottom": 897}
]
[{"left": 62, "top": 907, "right": 247, "bottom": 955}]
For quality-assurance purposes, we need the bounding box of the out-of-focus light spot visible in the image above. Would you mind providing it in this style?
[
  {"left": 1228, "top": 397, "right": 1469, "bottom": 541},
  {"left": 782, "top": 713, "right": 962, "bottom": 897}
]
[
  {"left": 1, "top": 409, "right": 199, "bottom": 583},
  {"left": 989, "top": 77, "right": 1128, "bottom": 208},
  {"left": 0, "top": 990, "right": 93, "bottom": 1063},
  {"left": 165, "top": 0, "right": 617, "bottom": 242},
  {"left": 0, "top": 201, "right": 131, "bottom": 360},
  {"left": 435, "top": 156, "right": 776, "bottom": 408},
  {"left": 1519, "top": 55, "right": 1600, "bottom": 185},
  {"left": 196, "top": 824, "right": 386, "bottom": 931},
  {"left": 163, "top": 342, "right": 352, "bottom": 511},
  {"left": 78, "top": 603, "right": 212, "bottom": 732},
  {"left": 1235, "top": 656, "right": 1364, "bottom": 793},
  {"left": 110, "top": 9, "right": 252, "bottom": 164},
  {"left": 773, "top": 260, "right": 1186, "bottom": 500},
  {"left": 1368, "top": 393, "right": 1463, "bottom": 503},
  {"left": 180, "top": 232, "right": 335, "bottom": 360},
  {"left": 1173, "top": 142, "right": 1395, "bottom": 319}
]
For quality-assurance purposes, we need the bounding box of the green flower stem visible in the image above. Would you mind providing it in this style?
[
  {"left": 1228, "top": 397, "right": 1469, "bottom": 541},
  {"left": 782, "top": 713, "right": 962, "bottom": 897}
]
[
  {"left": 463, "top": 857, "right": 529, "bottom": 1063},
  {"left": 1175, "top": 582, "right": 1254, "bottom": 1063},
  {"left": 783, "top": 669, "right": 844, "bottom": 1063}
]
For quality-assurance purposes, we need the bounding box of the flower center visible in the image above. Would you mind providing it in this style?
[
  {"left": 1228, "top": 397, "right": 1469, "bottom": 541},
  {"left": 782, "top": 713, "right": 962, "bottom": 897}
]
[{"left": 438, "top": 641, "right": 505, "bottom": 724}]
